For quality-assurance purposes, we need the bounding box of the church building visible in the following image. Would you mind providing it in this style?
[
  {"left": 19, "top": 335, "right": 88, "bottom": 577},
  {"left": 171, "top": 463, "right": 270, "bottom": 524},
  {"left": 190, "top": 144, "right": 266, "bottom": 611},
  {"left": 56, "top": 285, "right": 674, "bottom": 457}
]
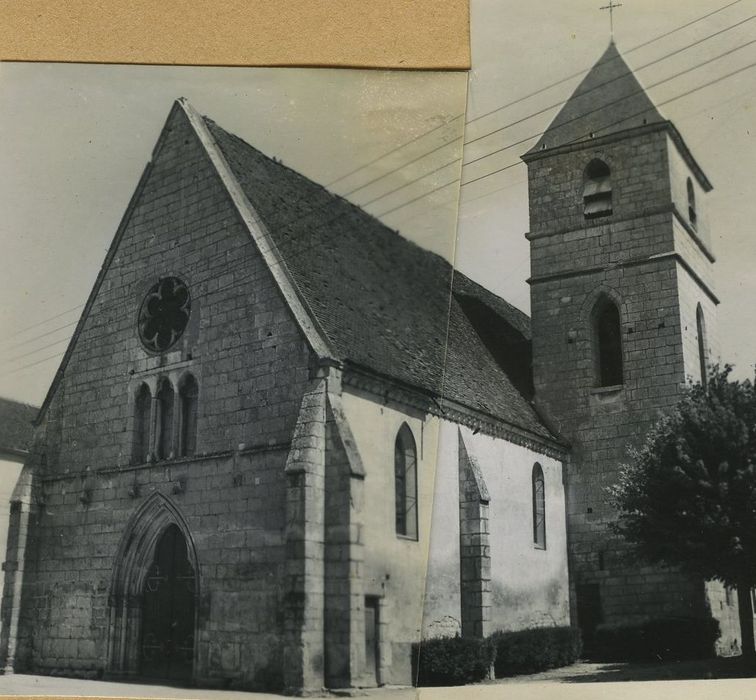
[
  {"left": 0, "top": 42, "right": 744, "bottom": 693},
  {"left": 0, "top": 96, "right": 569, "bottom": 692}
]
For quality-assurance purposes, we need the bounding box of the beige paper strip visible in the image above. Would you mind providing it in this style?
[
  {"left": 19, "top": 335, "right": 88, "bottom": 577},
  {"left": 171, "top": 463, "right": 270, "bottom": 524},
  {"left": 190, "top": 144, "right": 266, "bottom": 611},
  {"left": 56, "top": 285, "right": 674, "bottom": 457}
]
[{"left": 1, "top": 0, "right": 470, "bottom": 69}]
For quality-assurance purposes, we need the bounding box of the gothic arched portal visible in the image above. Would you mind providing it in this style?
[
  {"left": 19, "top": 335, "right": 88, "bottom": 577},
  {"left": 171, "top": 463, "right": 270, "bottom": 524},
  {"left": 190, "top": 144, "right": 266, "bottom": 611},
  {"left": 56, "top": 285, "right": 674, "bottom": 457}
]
[{"left": 106, "top": 493, "right": 199, "bottom": 683}]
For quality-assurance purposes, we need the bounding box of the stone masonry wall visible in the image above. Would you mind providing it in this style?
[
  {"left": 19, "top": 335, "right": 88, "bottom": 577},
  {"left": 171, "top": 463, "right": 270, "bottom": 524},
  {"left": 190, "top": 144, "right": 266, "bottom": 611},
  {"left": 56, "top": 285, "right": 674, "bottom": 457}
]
[
  {"left": 11, "top": 105, "right": 314, "bottom": 689},
  {"left": 458, "top": 433, "right": 492, "bottom": 639},
  {"left": 0, "top": 459, "right": 24, "bottom": 623},
  {"left": 527, "top": 128, "right": 718, "bottom": 635}
]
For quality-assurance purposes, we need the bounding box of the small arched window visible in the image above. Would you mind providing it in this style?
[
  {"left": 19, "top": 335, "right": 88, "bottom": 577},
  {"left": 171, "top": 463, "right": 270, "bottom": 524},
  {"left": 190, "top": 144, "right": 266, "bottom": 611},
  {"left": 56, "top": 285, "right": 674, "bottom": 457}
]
[
  {"left": 687, "top": 178, "right": 697, "bottom": 230},
  {"left": 156, "top": 379, "right": 174, "bottom": 461},
  {"left": 583, "top": 159, "right": 612, "bottom": 219},
  {"left": 593, "top": 297, "right": 624, "bottom": 387},
  {"left": 179, "top": 374, "right": 199, "bottom": 458},
  {"left": 696, "top": 303, "right": 708, "bottom": 388},
  {"left": 395, "top": 423, "right": 418, "bottom": 540},
  {"left": 133, "top": 383, "right": 152, "bottom": 464},
  {"left": 532, "top": 463, "right": 546, "bottom": 549}
]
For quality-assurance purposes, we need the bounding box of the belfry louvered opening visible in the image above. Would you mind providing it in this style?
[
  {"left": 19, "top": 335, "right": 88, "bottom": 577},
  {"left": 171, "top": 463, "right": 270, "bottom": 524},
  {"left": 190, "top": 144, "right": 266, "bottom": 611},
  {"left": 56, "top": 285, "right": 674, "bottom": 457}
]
[{"left": 583, "top": 159, "right": 612, "bottom": 219}]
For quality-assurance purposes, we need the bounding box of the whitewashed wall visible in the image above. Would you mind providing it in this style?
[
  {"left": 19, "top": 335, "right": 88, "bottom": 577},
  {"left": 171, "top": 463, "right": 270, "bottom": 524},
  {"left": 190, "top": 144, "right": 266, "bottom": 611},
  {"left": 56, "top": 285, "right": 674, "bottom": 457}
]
[{"left": 423, "top": 422, "right": 570, "bottom": 636}]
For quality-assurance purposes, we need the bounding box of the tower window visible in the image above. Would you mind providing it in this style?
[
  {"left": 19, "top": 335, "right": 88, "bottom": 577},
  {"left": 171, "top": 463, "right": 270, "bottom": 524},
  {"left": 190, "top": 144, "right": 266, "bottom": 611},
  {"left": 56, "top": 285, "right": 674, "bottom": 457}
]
[
  {"left": 583, "top": 159, "right": 612, "bottom": 219},
  {"left": 696, "top": 303, "right": 708, "bottom": 388},
  {"left": 156, "top": 379, "right": 175, "bottom": 460},
  {"left": 687, "top": 178, "right": 697, "bottom": 230},
  {"left": 179, "top": 374, "right": 199, "bottom": 457},
  {"left": 395, "top": 423, "right": 418, "bottom": 540},
  {"left": 532, "top": 463, "right": 546, "bottom": 549},
  {"left": 133, "top": 383, "right": 152, "bottom": 464},
  {"left": 593, "top": 297, "right": 623, "bottom": 387}
]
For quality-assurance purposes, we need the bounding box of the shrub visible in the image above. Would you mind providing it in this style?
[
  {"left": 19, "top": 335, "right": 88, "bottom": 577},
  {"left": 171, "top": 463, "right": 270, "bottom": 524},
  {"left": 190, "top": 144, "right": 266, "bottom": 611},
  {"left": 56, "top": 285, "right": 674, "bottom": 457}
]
[
  {"left": 590, "top": 616, "right": 720, "bottom": 662},
  {"left": 412, "top": 635, "right": 496, "bottom": 686},
  {"left": 491, "top": 626, "right": 582, "bottom": 678}
]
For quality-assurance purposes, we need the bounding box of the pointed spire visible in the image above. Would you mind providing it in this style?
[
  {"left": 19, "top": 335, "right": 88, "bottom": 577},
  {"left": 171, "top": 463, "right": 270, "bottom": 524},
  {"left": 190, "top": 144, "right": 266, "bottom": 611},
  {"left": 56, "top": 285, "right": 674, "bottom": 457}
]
[{"left": 527, "top": 42, "right": 664, "bottom": 155}]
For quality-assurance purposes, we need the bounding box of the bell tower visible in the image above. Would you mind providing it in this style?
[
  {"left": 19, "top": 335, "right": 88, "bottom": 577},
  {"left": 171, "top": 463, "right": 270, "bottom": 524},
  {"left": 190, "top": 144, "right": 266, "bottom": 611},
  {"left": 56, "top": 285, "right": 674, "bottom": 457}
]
[{"left": 522, "top": 42, "right": 726, "bottom": 647}]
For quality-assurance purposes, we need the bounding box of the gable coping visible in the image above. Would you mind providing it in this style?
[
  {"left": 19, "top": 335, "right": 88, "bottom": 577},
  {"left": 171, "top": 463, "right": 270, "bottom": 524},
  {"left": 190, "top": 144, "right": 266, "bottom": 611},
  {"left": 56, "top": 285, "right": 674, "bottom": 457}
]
[{"left": 178, "top": 99, "right": 334, "bottom": 362}]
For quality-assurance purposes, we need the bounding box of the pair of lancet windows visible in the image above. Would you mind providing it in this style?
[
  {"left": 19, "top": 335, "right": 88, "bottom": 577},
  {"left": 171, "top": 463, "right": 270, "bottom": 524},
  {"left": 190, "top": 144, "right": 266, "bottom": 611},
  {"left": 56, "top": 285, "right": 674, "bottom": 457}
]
[
  {"left": 132, "top": 375, "right": 198, "bottom": 464},
  {"left": 395, "top": 425, "right": 547, "bottom": 549}
]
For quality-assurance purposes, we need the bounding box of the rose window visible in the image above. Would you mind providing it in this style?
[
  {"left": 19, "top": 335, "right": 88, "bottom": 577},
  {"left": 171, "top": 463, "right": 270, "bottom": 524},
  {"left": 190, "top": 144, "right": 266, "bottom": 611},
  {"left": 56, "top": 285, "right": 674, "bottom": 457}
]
[{"left": 138, "top": 277, "right": 191, "bottom": 352}]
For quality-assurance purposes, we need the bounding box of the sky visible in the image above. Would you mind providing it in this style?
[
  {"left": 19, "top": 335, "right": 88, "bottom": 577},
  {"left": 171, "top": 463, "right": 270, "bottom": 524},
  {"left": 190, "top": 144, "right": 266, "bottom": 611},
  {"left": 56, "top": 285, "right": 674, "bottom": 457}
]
[
  {"left": 1, "top": 0, "right": 755, "bottom": 407},
  {"left": 0, "top": 65, "right": 466, "bottom": 404},
  {"left": 456, "top": 0, "right": 756, "bottom": 379}
]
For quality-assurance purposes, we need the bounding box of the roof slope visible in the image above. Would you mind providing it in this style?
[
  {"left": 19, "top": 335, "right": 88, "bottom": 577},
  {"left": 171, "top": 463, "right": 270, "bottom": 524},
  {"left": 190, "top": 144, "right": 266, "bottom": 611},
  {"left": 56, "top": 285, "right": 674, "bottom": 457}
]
[
  {"left": 528, "top": 41, "right": 665, "bottom": 154},
  {"left": 0, "top": 397, "right": 37, "bottom": 456},
  {"left": 206, "top": 118, "right": 553, "bottom": 441}
]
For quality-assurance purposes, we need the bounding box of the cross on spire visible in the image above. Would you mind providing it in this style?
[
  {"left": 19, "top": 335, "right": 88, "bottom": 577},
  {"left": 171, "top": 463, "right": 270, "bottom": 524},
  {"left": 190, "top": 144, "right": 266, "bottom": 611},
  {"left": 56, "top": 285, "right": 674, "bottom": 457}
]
[{"left": 599, "top": 1, "right": 623, "bottom": 37}]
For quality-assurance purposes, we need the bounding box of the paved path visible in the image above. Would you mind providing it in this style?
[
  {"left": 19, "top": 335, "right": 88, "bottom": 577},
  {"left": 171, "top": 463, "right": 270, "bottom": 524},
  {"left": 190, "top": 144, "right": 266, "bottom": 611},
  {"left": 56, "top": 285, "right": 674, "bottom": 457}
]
[
  {"left": 1, "top": 667, "right": 756, "bottom": 700},
  {"left": 0, "top": 674, "right": 415, "bottom": 700}
]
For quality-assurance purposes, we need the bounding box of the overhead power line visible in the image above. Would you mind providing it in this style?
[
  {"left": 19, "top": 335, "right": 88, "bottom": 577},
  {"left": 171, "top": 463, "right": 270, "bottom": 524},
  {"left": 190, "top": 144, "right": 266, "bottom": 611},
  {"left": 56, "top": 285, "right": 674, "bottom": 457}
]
[
  {"left": 462, "top": 57, "right": 756, "bottom": 189},
  {"left": 341, "top": 135, "right": 463, "bottom": 199},
  {"left": 1, "top": 155, "right": 462, "bottom": 378},
  {"left": 6, "top": 8, "right": 755, "bottom": 375},
  {"left": 1, "top": 303, "right": 84, "bottom": 344},
  {"left": 464, "top": 14, "right": 756, "bottom": 151},
  {"left": 8, "top": 50, "right": 756, "bottom": 376},
  {"left": 4, "top": 3, "right": 747, "bottom": 346},
  {"left": 465, "top": 0, "right": 746, "bottom": 127},
  {"left": 462, "top": 40, "right": 756, "bottom": 181},
  {"left": 3, "top": 118, "right": 464, "bottom": 349},
  {"left": 326, "top": 114, "right": 464, "bottom": 187},
  {"left": 0, "top": 319, "right": 80, "bottom": 353}
]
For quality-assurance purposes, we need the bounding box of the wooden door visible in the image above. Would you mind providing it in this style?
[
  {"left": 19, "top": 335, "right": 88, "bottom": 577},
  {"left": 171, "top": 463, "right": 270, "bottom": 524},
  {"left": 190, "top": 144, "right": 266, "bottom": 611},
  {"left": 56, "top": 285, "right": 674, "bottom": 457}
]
[
  {"left": 364, "top": 597, "right": 379, "bottom": 686},
  {"left": 140, "top": 524, "right": 196, "bottom": 682}
]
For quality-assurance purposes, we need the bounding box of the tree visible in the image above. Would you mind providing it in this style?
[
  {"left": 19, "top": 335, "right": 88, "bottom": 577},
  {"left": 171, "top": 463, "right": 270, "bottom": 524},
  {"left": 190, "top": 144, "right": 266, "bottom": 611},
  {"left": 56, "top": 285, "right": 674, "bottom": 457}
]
[{"left": 611, "top": 365, "right": 756, "bottom": 659}]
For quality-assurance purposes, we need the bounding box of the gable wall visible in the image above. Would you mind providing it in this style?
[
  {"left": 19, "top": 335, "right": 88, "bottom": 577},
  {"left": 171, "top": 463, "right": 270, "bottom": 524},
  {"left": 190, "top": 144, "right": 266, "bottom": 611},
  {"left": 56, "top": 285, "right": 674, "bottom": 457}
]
[{"left": 13, "top": 107, "right": 314, "bottom": 688}]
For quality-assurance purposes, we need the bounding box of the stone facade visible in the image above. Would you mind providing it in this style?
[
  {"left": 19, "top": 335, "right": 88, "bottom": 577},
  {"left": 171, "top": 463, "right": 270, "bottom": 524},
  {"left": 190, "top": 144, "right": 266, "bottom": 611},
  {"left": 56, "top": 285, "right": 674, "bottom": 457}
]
[{"left": 0, "top": 105, "right": 316, "bottom": 689}]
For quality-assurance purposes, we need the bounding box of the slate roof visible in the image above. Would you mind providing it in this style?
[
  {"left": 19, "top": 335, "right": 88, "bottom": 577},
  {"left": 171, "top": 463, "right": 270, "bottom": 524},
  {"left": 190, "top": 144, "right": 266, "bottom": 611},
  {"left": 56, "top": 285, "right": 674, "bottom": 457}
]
[
  {"left": 0, "top": 397, "right": 37, "bottom": 456},
  {"left": 527, "top": 40, "right": 665, "bottom": 155},
  {"left": 206, "top": 119, "right": 554, "bottom": 442}
]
